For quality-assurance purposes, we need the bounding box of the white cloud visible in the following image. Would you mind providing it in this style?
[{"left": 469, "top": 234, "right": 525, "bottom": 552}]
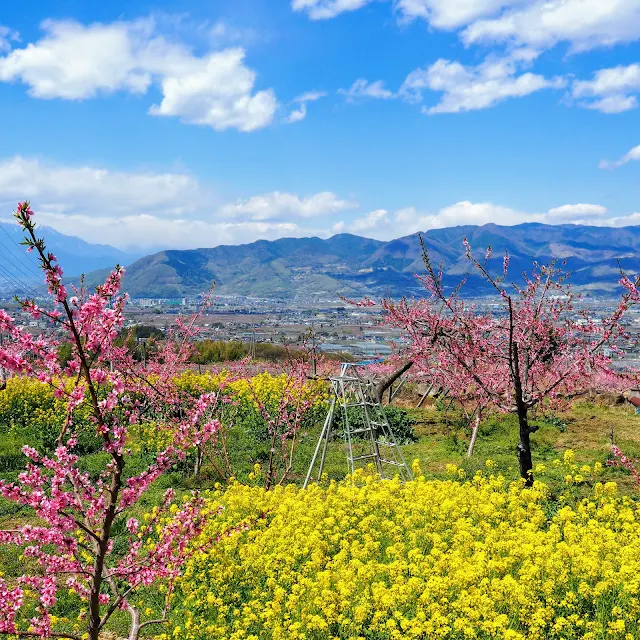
[
  {"left": 401, "top": 52, "right": 564, "bottom": 114},
  {"left": 335, "top": 201, "right": 531, "bottom": 239},
  {"left": 283, "top": 90, "right": 327, "bottom": 123},
  {"left": 294, "top": 90, "right": 328, "bottom": 103},
  {"left": 351, "top": 209, "right": 390, "bottom": 232},
  {"left": 0, "top": 19, "right": 153, "bottom": 99},
  {"left": 0, "top": 156, "right": 207, "bottom": 216},
  {"left": 291, "top": 0, "right": 376, "bottom": 20},
  {"left": 4, "top": 157, "right": 635, "bottom": 249},
  {"left": 462, "top": 0, "right": 640, "bottom": 52},
  {"left": 293, "top": 0, "right": 640, "bottom": 55},
  {"left": 394, "top": 0, "right": 522, "bottom": 29},
  {"left": 207, "top": 20, "right": 260, "bottom": 48},
  {"left": 335, "top": 200, "right": 619, "bottom": 239},
  {"left": 546, "top": 203, "right": 608, "bottom": 220},
  {"left": 599, "top": 144, "right": 640, "bottom": 169},
  {"left": 30, "top": 212, "right": 305, "bottom": 251},
  {"left": 339, "top": 79, "right": 395, "bottom": 101},
  {"left": 572, "top": 63, "right": 640, "bottom": 114},
  {"left": 0, "top": 19, "right": 277, "bottom": 132},
  {"left": 293, "top": 0, "right": 522, "bottom": 27},
  {"left": 148, "top": 47, "right": 277, "bottom": 132},
  {"left": 284, "top": 103, "right": 308, "bottom": 123},
  {"left": 219, "top": 191, "right": 358, "bottom": 220},
  {"left": 0, "top": 26, "right": 19, "bottom": 53},
  {"left": 409, "top": 200, "right": 530, "bottom": 228},
  {"left": 0, "top": 156, "right": 357, "bottom": 249},
  {"left": 582, "top": 95, "right": 637, "bottom": 114}
]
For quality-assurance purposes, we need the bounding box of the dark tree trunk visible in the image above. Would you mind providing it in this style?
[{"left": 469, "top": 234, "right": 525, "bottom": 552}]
[
  {"left": 516, "top": 407, "right": 533, "bottom": 486},
  {"left": 512, "top": 342, "right": 534, "bottom": 486},
  {"left": 373, "top": 361, "right": 413, "bottom": 405}
]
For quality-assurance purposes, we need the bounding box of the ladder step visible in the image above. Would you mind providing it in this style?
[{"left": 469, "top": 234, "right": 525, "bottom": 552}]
[
  {"left": 374, "top": 440, "right": 396, "bottom": 446},
  {"left": 350, "top": 427, "right": 374, "bottom": 435},
  {"left": 379, "top": 459, "right": 405, "bottom": 467},
  {"left": 348, "top": 454, "right": 378, "bottom": 462}
]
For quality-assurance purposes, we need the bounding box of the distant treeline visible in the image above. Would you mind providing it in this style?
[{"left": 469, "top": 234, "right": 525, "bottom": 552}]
[
  {"left": 57, "top": 328, "right": 353, "bottom": 366},
  {"left": 190, "top": 339, "right": 353, "bottom": 364}
]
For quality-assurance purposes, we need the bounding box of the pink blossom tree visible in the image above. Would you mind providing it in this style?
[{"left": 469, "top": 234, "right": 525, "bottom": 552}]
[
  {"left": 382, "top": 238, "right": 638, "bottom": 485},
  {"left": 0, "top": 202, "right": 227, "bottom": 640}
]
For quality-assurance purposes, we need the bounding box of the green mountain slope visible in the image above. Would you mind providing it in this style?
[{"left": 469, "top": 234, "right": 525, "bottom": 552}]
[{"left": 82, "top": 224, "right": 640, "bottom": 299}]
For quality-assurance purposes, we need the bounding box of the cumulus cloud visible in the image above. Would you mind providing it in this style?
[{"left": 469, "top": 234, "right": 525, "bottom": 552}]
[
  {"left": 403, "top": 201, "right": 532, "bottom": 229},
  {"left": 294, "top": 0, "right": 640, "bottom": 54},
  {"left": 334, "top": 201, "right": 531, "bottom": 239},
  {"left": 462, "top": 0, "right": 640, "bottom": 51},
  {"left": 339, "top": 79, "right": 395, "bottom": 102},
  {"left": 334, "top": 201, "right": 620, "bottom": 239},
  {"left": 572, "top": 63, "right": 640, "bottom": 114},
  {"left": 219, "top": 191, "right": 358, "bottom": 221},
  {"left": 400, "top": 51, "right": 564, "bottom": 114},
  {"left": 293, "top": 0, "right": 521, "bottom": 27},
  {"left": 30, "top": 212, "right": 306, "bottom": 251},
  {"left": 546, "top": 203, "right": 608, "bottom": 220},
  {"left": 394, "top": 0, "right": 521, "bottom": 29},
  {"left": 0, "top": 19, "right": 277, "bottom": 132},
  {"left": 0, "top": 156, "right": 356, "bottom": 250},
  {"left": 599, "top": 144, "right": 640, "bottom": 169},
  {"left": 0, "top": 156, "right": 207, "bottom": 216}
]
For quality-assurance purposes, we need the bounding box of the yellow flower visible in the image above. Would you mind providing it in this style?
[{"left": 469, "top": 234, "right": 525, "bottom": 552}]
[{"left": 169, "top": 472, "right": 640, "bottom": 640}]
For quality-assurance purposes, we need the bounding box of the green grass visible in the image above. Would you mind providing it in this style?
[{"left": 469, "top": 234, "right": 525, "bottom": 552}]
[{"left": 291, "top": 398, "right": 640, "bottom": 495}]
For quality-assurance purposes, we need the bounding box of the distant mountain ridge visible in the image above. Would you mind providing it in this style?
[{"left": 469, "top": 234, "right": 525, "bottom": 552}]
[
  {"left": 0, "top": 222, "right": 139, "bottom": 276},
  {"left": 81, "top": 222, "right": 640, "bottom": 299}
]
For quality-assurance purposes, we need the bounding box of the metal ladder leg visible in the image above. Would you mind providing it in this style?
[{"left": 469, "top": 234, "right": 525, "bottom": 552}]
[{"left": 303, "top": 397, "right": 336, "bottom": 488}]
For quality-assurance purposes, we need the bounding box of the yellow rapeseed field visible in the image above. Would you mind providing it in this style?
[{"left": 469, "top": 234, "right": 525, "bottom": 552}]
[{"left": 170, "top": 461, "right": 640, "bottom": 640}]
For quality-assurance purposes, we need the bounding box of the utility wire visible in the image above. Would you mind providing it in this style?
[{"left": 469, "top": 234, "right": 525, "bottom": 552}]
[
  {"left": 0, "top": 224, "right": 46, "bottom": 279},
  {"left": 0, "top": 258, "right": 47, "bottom": 299},
  {"left": 0, "top": 246, "right": 49, "bottom": 295},
  {"left": 0, "top": 241, "right": 45, "bottom": 284}
]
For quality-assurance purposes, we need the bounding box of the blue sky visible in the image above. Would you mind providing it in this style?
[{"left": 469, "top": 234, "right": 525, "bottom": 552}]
[{"left": 0, "top": 0, "right": 639, "bottom": 250}]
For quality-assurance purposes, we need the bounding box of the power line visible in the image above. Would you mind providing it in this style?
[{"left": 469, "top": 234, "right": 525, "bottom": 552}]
[
  {"left": 0, "top": 258, "right": 47, "bottom": 300},
  {"left": 0, "top": 243, "right": 45, "bottom": 284},
  {"left": 0, "top": 224, "right": 45, "bottom": 279}
]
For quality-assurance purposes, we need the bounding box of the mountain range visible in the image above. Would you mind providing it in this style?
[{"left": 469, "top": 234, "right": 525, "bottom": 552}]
[{"left": 78, "top": 222, "right": 640, "bottom": 300}]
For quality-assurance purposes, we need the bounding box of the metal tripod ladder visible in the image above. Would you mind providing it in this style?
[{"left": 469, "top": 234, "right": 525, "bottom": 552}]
[{"left": 304, "top": 362, "right": 413, "bottom": 488}]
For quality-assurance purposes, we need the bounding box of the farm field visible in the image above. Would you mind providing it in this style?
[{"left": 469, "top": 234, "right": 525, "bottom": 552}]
[{"left": 2, "top": 371, "right": 640, "bottom": 639}]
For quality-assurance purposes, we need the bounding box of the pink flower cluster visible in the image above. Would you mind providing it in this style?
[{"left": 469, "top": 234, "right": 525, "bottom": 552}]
[{"left": 608, "top": 445, "right": 640, "bottom": 484}]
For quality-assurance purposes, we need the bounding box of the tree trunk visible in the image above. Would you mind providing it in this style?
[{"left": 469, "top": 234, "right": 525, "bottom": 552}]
[
  {"left": 511, "top": 341, "right": 534, "bottom": 486},
  {"left": 373, "top": 361, "right": 413, "bottom": 405},
  {"left": 128, "top": 605, "right": 141, "bottom": 640},
  {"left": 194, "top": 447, "right": 203, "bottom": 476},
  {"left": 515, "top": 406, "right": 533, "bottom": 486},
  {"left": 467, "top": 415, "right": 480, "bottom": 458}
]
